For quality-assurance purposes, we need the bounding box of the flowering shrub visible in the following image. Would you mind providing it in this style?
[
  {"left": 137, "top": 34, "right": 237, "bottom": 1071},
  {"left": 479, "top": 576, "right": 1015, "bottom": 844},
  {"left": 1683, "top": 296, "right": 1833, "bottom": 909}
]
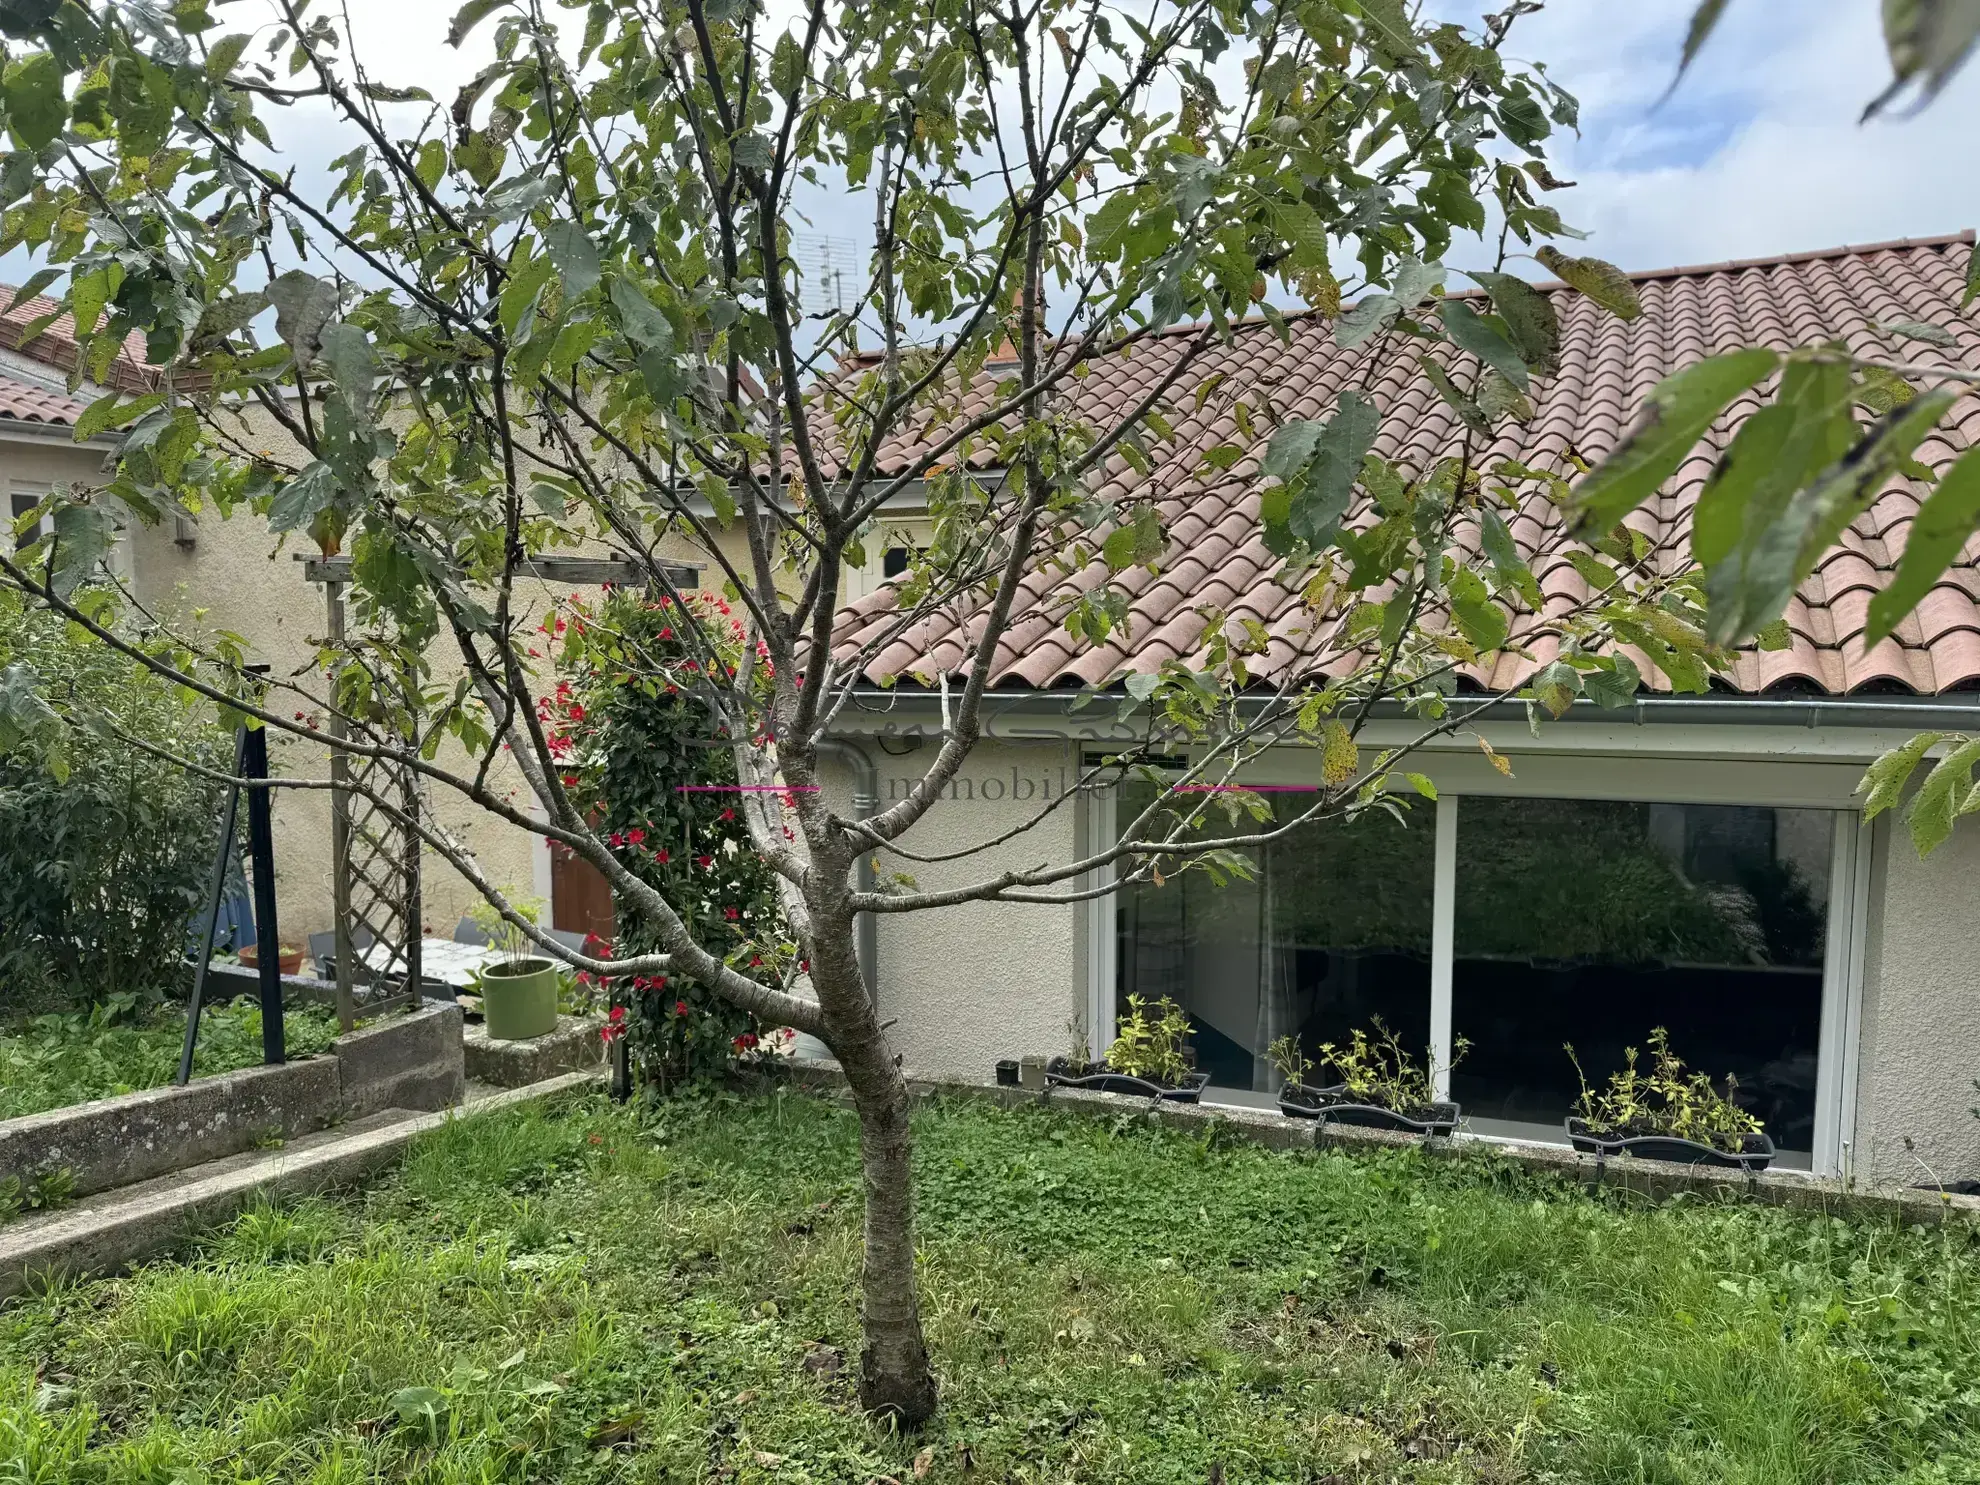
[{"left": 547, "top": 586, "right": 795, "bottom": 1090}]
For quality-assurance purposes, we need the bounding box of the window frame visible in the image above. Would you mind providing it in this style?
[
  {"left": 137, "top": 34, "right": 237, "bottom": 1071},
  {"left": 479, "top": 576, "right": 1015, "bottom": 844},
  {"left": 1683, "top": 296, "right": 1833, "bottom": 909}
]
[{"left": 1089, "top": 747, "right": 1871, "bottom": 1176}]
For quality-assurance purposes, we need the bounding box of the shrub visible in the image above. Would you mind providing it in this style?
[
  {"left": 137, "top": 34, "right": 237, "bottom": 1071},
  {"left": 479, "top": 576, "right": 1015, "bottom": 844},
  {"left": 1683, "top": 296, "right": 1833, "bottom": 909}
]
[
  {"left": 0, "top": 589, "right": 228, "bottom": 1012},
  {"left": 556, "top": 587, "right": 794, "bottom": 1088},
  {"left": 1106, "top": 994, "right": 1194, "bottom": 1085}
]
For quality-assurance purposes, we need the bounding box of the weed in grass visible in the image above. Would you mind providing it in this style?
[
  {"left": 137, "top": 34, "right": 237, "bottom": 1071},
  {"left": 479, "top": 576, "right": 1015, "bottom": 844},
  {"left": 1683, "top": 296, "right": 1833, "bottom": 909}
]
[{"left": 0, "top": 1090, "right": 1975, "bottom": 1483}]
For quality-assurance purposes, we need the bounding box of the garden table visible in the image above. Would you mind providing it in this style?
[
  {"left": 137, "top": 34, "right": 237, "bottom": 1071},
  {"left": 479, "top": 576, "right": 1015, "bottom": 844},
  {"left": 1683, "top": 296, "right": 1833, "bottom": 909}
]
[{"left": 357, "top": 936, "right": 500, "bottom": 989}]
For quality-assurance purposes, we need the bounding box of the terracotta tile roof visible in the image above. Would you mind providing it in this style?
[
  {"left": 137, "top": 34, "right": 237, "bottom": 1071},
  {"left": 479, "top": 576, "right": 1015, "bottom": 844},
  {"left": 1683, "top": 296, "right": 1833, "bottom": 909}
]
[
  {"left": 0, "top": 367, "right": 90, "bottom": 427},
  {"left": 832, "top": 231, "right": 1980, "bottom": 697},
  {"left": 0, "top": 286, "right": 159, "bottom": 395}
]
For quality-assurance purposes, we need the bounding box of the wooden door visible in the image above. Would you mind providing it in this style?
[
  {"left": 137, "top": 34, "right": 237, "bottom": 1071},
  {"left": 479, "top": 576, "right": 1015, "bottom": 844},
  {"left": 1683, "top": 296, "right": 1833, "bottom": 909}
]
[{"left": 550, "top": 842, "right": 617, "bottom": 943}]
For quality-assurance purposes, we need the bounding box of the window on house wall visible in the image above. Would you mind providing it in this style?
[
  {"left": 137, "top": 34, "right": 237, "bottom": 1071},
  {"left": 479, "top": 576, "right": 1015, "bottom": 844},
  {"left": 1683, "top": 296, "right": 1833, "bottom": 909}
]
[
  {"left": 1452, "top": 797, "right": 1831, "bottom": 1152},
  {"left": 1114, "top": 780, "right": 1435, "bottom": 1092},
  {"left": 1111, "top": 781, "right": 1840, "bottom": 1156},
  {"left": 6, "top": 482, "right": 51, "bottom": 551}
]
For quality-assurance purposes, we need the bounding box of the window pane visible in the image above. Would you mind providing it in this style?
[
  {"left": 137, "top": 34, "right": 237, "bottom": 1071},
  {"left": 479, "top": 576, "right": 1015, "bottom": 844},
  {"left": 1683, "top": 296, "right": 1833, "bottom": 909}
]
[
  {"left": 1116, "top": 783, "right": 1435, "bottom": 1092},
  {"left": 1452, "top": 797, "right": 1831, "bottom": 1151}
]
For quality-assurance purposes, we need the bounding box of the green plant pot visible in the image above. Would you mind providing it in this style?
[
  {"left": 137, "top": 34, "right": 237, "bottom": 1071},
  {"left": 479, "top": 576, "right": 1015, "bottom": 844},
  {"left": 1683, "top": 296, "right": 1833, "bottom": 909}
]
[{"left": 482, "top": 957, "right": 559, "bottom": 1041}]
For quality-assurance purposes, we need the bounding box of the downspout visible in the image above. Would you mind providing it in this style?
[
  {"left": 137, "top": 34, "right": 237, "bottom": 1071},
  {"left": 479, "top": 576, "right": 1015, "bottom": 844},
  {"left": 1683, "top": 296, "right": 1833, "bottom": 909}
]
[{"left": 815, "top": 737, "right": 880, "bottom": 1003}]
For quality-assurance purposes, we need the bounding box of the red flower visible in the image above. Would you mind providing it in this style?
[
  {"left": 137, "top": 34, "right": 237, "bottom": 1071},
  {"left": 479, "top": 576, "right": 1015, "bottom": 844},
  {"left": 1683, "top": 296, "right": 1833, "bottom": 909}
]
[
  {"left": 608, "top": 831, "right": 625, "bottom": 847},
  {"left": 567, "top": 703, "right": 585, "bottom": 721},
  {"left": 626, "top": 827, "right": 646, "bottom": 845},
  {"left": 674, "top": 999, "right": 689, "bottom": 1017},
  {"left": 723, "top": 906, "right": 740, "bottom": 921},
  {"left": 731, "top": 1032, "right": 759, "bottom": 1052},
  {"left": 655, "top": 849, "right": 670, "bottom": 864},
  {"left": 576, "top": 971, "right": 593, "bottom": 985},
  {"left": 719, "top": 808, "right": 736, "bottom": 822},
  {"left": 600, "top": 1006, "right": 628, "bottom": 1044},
  {"left": 748, "top": 955, "right": 763, "bottom": 967},
  {"left": 696, "top": 855, "right": 714, "bottom": 869}
]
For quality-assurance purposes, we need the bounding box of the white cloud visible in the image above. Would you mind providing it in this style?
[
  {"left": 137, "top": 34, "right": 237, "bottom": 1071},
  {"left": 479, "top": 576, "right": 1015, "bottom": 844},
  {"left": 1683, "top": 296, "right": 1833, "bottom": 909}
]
[{"left": 1504, "top": 0, "right": 1977, "bottom": 270}]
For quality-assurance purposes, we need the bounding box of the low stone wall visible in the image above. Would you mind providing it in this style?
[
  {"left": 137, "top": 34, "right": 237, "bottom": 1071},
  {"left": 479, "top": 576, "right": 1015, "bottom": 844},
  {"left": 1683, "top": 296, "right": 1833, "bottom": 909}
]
[
  {"left": 783, "top": 1060, "right": 1980, "bottom": 1229},
  {"left": 0, "top": 1004, "right": 464, "bottom": 1199},
  {"left": 464, "top": 1016, "right": 606, "bottom": 1088}
]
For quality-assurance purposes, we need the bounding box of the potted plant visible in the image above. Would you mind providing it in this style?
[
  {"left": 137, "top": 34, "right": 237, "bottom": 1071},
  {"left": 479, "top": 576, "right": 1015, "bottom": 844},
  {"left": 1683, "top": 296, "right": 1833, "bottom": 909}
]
[
  {"left": 238, "top": 942, "right": 305, "bottom": 976},
  {"left": 1564, "top": 1028, "right": 1775, "bottom": 1171},
  {"left": 1271, "top": 1020, "right": 1464, "bottom": 1135},
  {"left": 469, "top": 899, "right": 559, "bottom": 1041},
  {"left": 1045, "top": 995, "right": 1209, "bottom": 1101}
]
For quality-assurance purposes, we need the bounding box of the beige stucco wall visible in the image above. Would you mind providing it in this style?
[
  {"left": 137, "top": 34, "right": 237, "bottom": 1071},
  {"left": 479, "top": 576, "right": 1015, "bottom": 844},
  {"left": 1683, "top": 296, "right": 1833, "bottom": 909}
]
[
  {"left": 1854, "top": 818, "right": 1980, "bottom": 1187},
  {"left": 824, "top": 738, "right": 1085, "bottom": 1081}
]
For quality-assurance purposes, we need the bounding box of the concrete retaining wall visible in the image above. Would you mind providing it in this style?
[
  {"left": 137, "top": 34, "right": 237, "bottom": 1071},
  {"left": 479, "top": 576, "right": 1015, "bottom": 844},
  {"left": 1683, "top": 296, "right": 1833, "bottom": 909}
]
[
  {"left": 0, "top": 1004, "right": 463, "bottom": 1198},
  {"left": 782, "top": 1060, "right": 1980, "bottom": 1230},
  {"left": 464, "top": 1016, "right": 606, "bottom": 1088}
]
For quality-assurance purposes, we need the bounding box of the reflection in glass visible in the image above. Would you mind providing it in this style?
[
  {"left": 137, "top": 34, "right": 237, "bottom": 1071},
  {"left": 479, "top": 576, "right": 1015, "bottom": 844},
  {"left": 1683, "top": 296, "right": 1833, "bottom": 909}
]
[
  {"left": 1451, "top": 798, "right": 1830, "bottom": 1150},
  {"left": 1115, "top": 783, "right": 1435, "bottom": 1091}
]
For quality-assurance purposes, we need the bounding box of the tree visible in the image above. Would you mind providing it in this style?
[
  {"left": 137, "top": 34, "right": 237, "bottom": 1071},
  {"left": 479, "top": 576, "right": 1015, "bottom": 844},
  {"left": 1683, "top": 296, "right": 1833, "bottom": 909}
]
[{"left": 0, "top": 0, "right": 1950, "bottom": 1423}]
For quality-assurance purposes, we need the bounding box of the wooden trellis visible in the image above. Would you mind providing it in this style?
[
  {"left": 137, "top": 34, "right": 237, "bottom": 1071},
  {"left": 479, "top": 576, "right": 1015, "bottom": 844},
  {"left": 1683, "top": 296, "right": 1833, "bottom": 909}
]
[{"left": 302, "top": 554, "right": 698, "bottom": 1032}]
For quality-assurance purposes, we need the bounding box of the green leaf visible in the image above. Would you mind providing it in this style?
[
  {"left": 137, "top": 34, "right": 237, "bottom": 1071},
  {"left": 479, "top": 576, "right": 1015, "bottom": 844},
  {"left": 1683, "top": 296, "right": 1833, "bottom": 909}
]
[
  {"left": 74, "top": 388, "right": 164, "bottom": 441},
  {"left": 268, "top": 461, "right": 339, "bottom": 533},
  {"left": 388, "top": 1384, "right": 449, "bottom": 1443},
  {"left": 1477, "top": 370, "right": 1534, "bottom": 424},
  {"left": 4, "top": 51, "right": 68, "bottom": 151},
  {"left": 1439, "top": 300, "right": 1530, "bottom": 391},
  {"left": 267, "top": 272, "right": 339, "bottom": 362},
  {"left": 1903, "top": 737, "right": 1980, "bottom": 856},
  {"left": 1580, "top": 653, "right": 1641, "bottom": 709},
  {"left": 317, "top": 322, "right": 377, "bottom": 411},
  {"left": 1878, "top": 318, "right": 1957, "bottom": 346},
  {"left": 447, "top": 0, "right": 507, "bottom": 47},
  {"left": 1865, "top": 444, "right": 1980, "bottom": 645},
  {"left": 108, "top": 56, "right": 175, "bottom": 157},
  {"left": 357, "top": 82, "right": 434, "bottom": 103},
  {"left": 1448, "top": 567, "right": 1509, "bottom": 653},
  {"left": 1566, "top": 348, "right": 1779, "bottom": 538},
  {"left": 1860, "top": 730, "right": 1954, "bottom": 818},
  {"left": 0, "top": 661, "right": 59, "bottom": 755},
  {"left": 1333, "top": 293, "right": 1397, "bottom": 349},
  {"left": 414, "top": 139, "right": 447, "bottom": 191},
  {"left": 1692, "top": 358, "right": 1856, "bottom": 566},
  {"left": 1754, "top": 618, "right": 1793, "bottom": 651},
  {"left": 48, "top": 501, "right": 112, "bottom": 598},
  {"left": 770, "top": 29, "right": 805, "bottom": 96},
  {"left": 1466, "top": 271, "right": 1561, "bottom": 377},
  {"left": 1869, "top": 0, "right": 1980, "bottom": 116},
  {"left": 1404, "top": 772, "right": 1437, "bottom": 800},
  {"left": 1527, "top": 658, "right": 1581, "bottom": 717},
  {"left": 1419, "top": 356, "right": 1491, "bottom": 437},
  {"left": 1667, "top": 0, "right": 1731, "bottom": 94},
  {"left": 206, "top": 33, "right": 252, "bottom": 81},
  {"left": 1265, "top": 390, "right": 1380, "bottom": 546},
  {"left": 542, "top": 222, "right": 601, "bottom": 298},
  {"left": 1535, "top": 246, "right": 1643, "bottom": 322}
]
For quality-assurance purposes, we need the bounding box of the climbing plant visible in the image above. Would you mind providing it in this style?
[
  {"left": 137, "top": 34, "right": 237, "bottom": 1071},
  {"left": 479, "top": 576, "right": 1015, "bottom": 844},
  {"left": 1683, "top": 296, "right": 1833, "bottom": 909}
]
[{"left": 555, "top": 588, "right": 792, "bottom": 1087}]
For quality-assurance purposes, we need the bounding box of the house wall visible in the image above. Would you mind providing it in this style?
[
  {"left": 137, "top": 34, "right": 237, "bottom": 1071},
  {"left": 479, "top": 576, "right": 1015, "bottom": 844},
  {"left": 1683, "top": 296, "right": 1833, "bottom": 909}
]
[
  {"left": 1855, "top": 818, "right": 1980, "bottom": 1187},
  {"left": 824, "top": 738, "right": 1085, "bottom": 1081}
]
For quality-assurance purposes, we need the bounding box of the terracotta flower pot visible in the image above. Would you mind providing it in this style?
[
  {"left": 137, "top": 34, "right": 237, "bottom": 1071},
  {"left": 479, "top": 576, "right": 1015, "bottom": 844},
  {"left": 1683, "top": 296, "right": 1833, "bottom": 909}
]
[{"left": 239, "top": 944, "right": 305, "bottom": 976}]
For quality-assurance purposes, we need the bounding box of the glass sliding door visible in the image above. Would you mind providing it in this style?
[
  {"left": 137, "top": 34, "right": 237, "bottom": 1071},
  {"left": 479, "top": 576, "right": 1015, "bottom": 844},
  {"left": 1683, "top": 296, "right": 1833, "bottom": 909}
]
[
  {"left": 1115, "top": 781, "right": 1436, "bottom": 1093},
  {"left": 1450, "top": 797, "right": 1833, "bottom": 1154}
]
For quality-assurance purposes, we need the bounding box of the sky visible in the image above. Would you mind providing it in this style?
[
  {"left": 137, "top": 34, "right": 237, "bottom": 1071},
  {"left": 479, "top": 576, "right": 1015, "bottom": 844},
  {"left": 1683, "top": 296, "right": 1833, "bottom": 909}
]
[{"left": 5, "top": 0, "right": 1971, "bottom": 295}]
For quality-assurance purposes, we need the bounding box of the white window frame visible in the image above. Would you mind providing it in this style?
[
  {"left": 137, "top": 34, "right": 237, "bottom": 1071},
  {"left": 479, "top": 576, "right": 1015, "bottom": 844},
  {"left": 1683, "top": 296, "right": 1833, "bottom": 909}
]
[{"left": 1089, "top": 742, "right": 1872, "bottom": 1176}]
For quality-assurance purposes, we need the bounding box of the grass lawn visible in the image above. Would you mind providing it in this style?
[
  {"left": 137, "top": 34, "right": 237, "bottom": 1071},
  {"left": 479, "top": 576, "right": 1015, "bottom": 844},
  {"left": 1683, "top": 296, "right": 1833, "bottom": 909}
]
[
  {"left": 0, "top": 997, "right": 343, "bottom": 1123},
  {"left": 2, "top": 1089, "right": 1976, "bottom": 1484}
]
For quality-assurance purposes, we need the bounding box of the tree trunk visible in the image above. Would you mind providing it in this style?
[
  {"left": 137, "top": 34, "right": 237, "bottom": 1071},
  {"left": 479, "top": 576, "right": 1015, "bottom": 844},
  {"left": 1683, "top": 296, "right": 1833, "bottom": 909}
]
[
  {"left": 845, "top": 1052, "right": 938, "bottom": 1424},
  {"left": 811, "top": 922, "right": 939, "bottom": 1425}
]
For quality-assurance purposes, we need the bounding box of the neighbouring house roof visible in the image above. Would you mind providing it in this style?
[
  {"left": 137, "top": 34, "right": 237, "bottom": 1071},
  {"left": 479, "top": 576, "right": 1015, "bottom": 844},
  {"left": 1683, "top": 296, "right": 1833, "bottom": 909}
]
[
  {"left": 0, "top": 289, "right": 157, "bottom": 396},
  {"left": 833, "top": 231, "right": 1980, "bottom": 697},
  {"left": 0, "top": 366, "right": 92, "bottom": 429}
]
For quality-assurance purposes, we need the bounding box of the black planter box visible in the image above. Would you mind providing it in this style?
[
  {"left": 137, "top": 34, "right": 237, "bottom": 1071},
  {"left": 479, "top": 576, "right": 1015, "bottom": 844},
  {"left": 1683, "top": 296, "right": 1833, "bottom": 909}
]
[
  {"left": 1565, "top": 1117, "right": 1776, "bottom": 1172},
  {"left": 1279, "top": 1082, "right": 1460, "bottom": 1135},
  {"left": 1044, "top": 1058, "right": 1209, "bottom": 1102}
]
